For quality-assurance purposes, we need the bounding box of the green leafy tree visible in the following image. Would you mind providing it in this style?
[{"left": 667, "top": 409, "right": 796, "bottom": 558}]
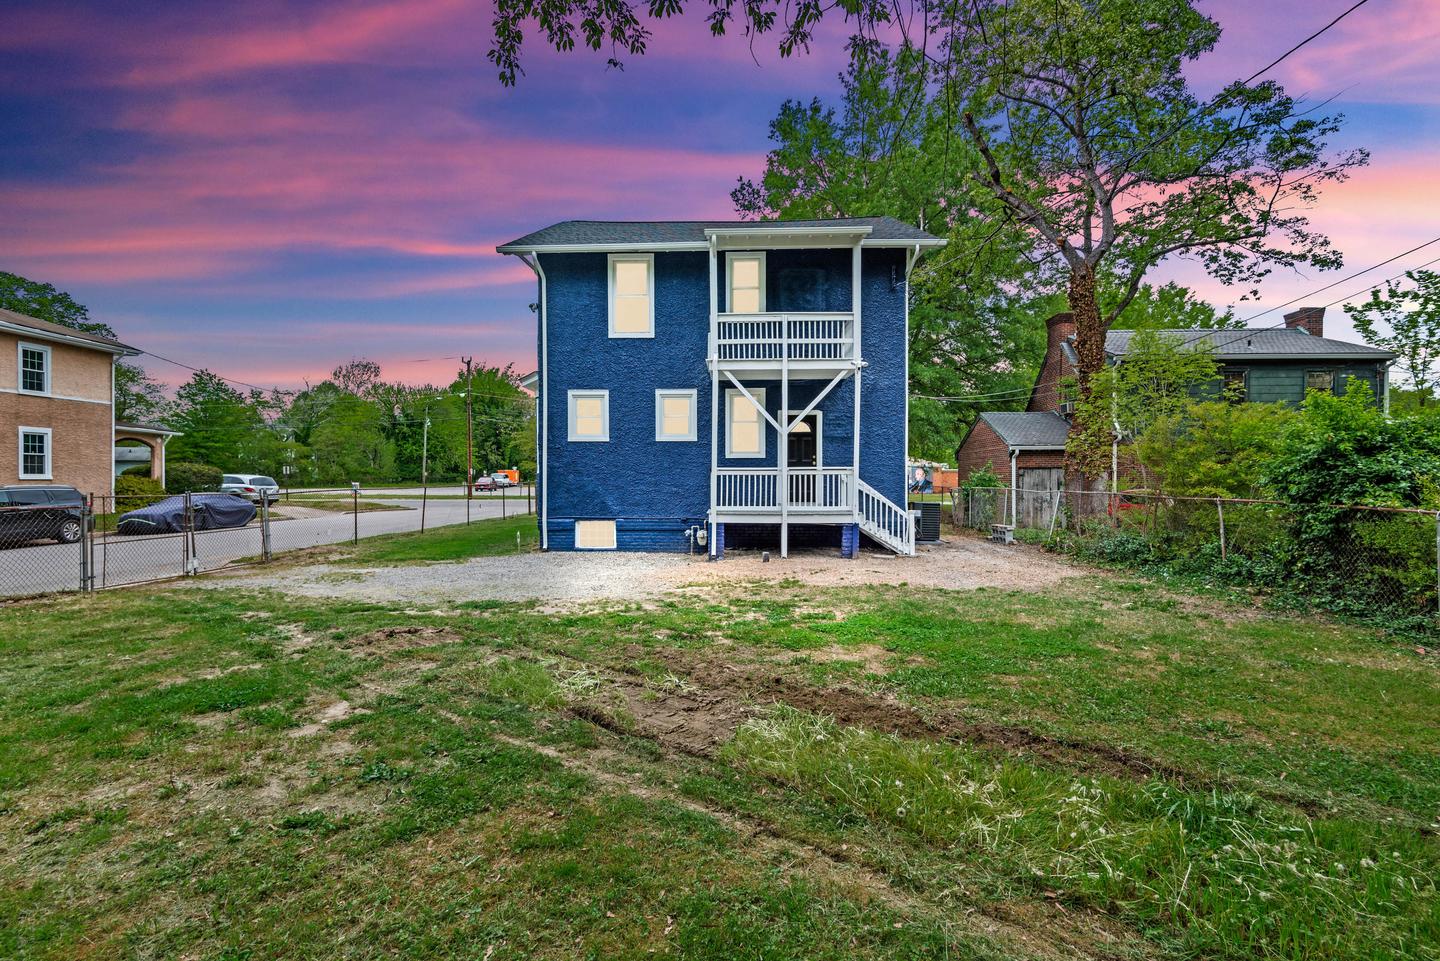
[
  {"left": 732, "top": 45, "right": 1054, "bottom": 460},
  {"left": 494, "top": 0, "right": 1366, "bottom": 484},
  {"left": 1343, "top": 269, "right": 1440, "bottom": 403},
  {"left": 164, "top": 371, "right": 270, "bottom": 470},
  {"left": 1082, "top": 330, "right": 1220, "bottom": 444},
  {"left": 1114, "top": 283, "right": 1239, "bottom": 332},
  {"left": 309, "top": 393, "right": 394, "bottom": 482},
  {"left": 1135, "top": 401, "right": 1293, "bottom": 498},
  {"left": 0, "top": 271, "right": 167, "bottom": 421}
]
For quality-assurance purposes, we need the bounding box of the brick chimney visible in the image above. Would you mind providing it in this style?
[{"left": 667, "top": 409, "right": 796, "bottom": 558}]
[
  {"left": 1045, "top": 311, "right": 1077, "bottom": 350},
  {"left": 1284, "top": 307, "right": 1325, "bottom": 337},
  {"left": 1028, "top": 313, "right": 1077, "bottom": 413}
]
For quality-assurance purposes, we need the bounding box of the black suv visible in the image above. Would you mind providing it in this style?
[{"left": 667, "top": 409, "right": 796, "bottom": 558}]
[{"left": 0, "top": 485, "right": 88, "bottom": 548}]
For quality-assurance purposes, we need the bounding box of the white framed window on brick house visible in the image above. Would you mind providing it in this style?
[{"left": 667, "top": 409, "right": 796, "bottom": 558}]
[
  {"left": 574, "top": 519, "right": 617, "bottom": 549},
  {"left": 18, "top": 343, "right": 51, "bottom": 395},
  {"left": 568, "top": 390, "right": 610, "bottom": 442},
  {"left": 608, "top": 253, "right": 654, "bottom": 337},
  {"left": 725, "top": 387, "right": 766, "bottom": 459},
  {"left": 726, "top": 252, "right": 765, "bottom": 314},
  {"left": 655, "top": 389, "right": 697, "bottom": 442},
  {"left": 18, "top": 427, "right": 52, "bottom": 480}
]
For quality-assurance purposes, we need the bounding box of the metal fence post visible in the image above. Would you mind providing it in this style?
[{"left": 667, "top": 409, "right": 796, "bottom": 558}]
[
  {"left": 182, "top": 492, "right": 192, "bottom": 576},
  {"left": 260, "top": 496, "right": 272, "bottom": 562},
  {"left": 79, "top": 496, "right": 91, "bottom": 592},
  {"left": 352, "top": 486, "right": 359, "bottom": 545},
  {"left": 1216, "top": 497, "right": 1227, "bottom": 561}
]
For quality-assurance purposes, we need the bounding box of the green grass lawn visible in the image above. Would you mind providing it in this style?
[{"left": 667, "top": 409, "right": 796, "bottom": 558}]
[{"left": 2, "top": 522, "right": 1437, "bottom": 960}]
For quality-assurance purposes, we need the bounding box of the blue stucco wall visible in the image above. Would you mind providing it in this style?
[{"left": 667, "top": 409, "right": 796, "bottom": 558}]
[
  {"left": 540, "top": 250, "right": 711, "bottom": 551},
  {"left": 538, "top": 246, "right": 909, "bottom": 550}
]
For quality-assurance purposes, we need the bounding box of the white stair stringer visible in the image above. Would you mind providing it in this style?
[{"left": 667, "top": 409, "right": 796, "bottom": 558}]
[{"left": 856, "top": 480, "right": 915, "bottom": 555}]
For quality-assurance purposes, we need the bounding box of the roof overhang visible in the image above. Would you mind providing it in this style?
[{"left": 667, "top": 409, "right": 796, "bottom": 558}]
[
  {"left": 497, "top": 231, "right": 948, "bottom": 256},
  {"left": 0, "top": 318, "right": 138, "bottom": 356},
  {"left": 115, "top": 423, "right": 182, "bottom": 437}
]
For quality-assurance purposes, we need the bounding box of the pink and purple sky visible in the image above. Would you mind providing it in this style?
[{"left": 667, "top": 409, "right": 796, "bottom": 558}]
[{"left": 1, "top": 0, "right": 1437, "bottom": 391}]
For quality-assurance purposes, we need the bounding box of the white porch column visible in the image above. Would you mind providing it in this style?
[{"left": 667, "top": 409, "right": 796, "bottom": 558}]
[
  {"left": 708, "top": 237, "right": 719, "bottom": 557},
  {"left": 851, "top": 241, "right": 862, "bottom": 520},
  {"left": 780, "top": 313, "right": 789, "bottom": 558}
]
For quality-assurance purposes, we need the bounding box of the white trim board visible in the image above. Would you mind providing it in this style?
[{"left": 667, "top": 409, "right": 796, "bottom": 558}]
[{"left": 0, "top": 386, "right": 112, "bottom": 406}]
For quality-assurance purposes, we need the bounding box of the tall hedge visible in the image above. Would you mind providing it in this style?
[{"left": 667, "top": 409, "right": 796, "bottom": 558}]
[{"left": 166, "top": 462, "right": 223, "bottom": 493}]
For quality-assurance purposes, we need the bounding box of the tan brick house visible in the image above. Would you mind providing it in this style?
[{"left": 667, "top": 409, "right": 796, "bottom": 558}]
[{"left": 0, "top": 307, "right": 138, "bottom": 497}]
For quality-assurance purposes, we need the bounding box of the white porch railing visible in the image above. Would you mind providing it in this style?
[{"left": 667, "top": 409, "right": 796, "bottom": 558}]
[
  {"left": 714, "top": 467, "right": 853, "bottom": 511},
  {"left": 714, "top": 312, "right": 854, "bottom": 363}
]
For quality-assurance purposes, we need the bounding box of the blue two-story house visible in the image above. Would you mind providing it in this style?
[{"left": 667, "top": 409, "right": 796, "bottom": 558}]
[{"left": 498, "top": 217, "right": 945, "bottom": 557}]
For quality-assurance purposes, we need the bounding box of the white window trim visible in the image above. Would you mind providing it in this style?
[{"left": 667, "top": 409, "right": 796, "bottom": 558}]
[
  {"left": 607, "top": 253, "right": 655, "bottom": 338},
  {"left": 785, "top": 409, "right": 823, "bottom": 467},
  {"left": 724, "top": 387, "right": 767, "bottom": 459},
  {"left": 574, "top": 519, "right": 617, "bottom": 550},
  {"left": 18, "top": 426, "right": 52, "bottom": 480},
  {"left": 725, "top": 251, "right": 766, "bottom": 314},
  {"left": 17, "top": 342, "right": 51, "bottom": 396},
  {"left": 567, "top": 389, "right": 610, "bottom": 442},
  {"left": 655, "top": 389, "right": 698, "bottom": 442}
]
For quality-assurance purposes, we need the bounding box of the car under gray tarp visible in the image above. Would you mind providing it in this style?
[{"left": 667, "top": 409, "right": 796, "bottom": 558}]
[{"left": 117, "top": 493, "right": 256, "bottom": 535}]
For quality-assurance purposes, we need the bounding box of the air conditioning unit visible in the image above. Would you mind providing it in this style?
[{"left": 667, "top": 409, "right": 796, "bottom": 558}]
[{"left": 1059, "top": 399, "right": 1076, "bottom": 417}]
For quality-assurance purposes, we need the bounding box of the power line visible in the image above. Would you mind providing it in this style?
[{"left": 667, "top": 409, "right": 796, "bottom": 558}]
[{"left": 1242, "top": 0, "right": 1370, "bottom": 85}]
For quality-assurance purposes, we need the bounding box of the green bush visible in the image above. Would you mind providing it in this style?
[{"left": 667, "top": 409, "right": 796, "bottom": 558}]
[
  {"left": 961, "top": 462, "right": 1004, "bottom": 491},
  {"left": 114, "top": 475, "right": 167, "bottom": 510},
  {"left": 119, "top": 464, "right": 151, "bottom": 477},
  {"left": 166, "top": 462, "right": 223, "bottom": 493}
]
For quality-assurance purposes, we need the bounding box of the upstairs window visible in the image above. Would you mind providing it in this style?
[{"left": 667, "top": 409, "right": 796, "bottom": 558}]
[
  {"left": 18, "top": 343, "right": 50, "bottom": 395},
  {"left": 655, "top": 389, "right": 697, "bottom": 442},
  {"left": 725, "top": 388, "right": 766, "bottom": 459},
  {"left": 608, "top": 254, "right": 654, "bottom": 337},
  {"left": 1305, "top": 369, "right": 1334, "bottom": 394},
  {"left": 568, "top": 390, "right": 609, "bottom": 442},
  {"left": 726, "top": 253, "right": 765, "bottom": 314},
  {"left": 19, "top": 427, "right": 51, "bottom": 479}
]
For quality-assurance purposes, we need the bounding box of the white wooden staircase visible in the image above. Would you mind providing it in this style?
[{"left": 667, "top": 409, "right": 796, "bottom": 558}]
[{"left": 857, "top": 481, "right": 915, "bottom": 555}]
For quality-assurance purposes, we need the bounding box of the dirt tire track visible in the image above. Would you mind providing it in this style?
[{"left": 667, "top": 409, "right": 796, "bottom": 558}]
[{"left": 489, "top": 732, "right": 1154, "bottom": 961}]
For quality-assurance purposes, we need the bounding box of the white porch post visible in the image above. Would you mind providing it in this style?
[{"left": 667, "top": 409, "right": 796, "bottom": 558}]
[
  {"left": 708, "top": 237, "right": 719, "bottom": 557},
  {"left": 780, "top": 313, "right": 789, "bottom": 558},
  {"left": 851, "top": 242, "right": 862, "bottom": 521}
]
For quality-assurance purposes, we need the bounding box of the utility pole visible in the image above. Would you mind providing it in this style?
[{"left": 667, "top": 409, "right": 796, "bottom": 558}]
[
  {"left": 420, "top": 413, "right": 430, "bottom": 532},
  {"left": 463, "top": 357, "right": 474, "bottom": 524}
]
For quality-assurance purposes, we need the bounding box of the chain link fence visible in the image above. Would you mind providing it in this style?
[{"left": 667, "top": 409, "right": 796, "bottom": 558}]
[
  {"left": 0, "top": 484, "right": 536, "bottom": 599},
  {"left": 954, "top": 486, "right": 1440, "bottom": 620}
]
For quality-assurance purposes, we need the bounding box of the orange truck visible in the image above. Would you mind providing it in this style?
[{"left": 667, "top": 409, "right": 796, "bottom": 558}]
[{"left": 492, "top": 468, "right": 520, "bottom": 486}]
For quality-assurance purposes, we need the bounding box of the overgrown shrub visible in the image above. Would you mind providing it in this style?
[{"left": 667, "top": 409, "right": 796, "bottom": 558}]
[
  {"left": 961, "top": 461, "right": 1004, "bottom": 491},
  {"left": 166, "top": 462, "right": 223, "bottom": 493},
  {"left": 119, "top": 464, "right": 151, "bottom": 477},
  {"left": 114, "top": 475, "right": 167, "bottom": 510}
]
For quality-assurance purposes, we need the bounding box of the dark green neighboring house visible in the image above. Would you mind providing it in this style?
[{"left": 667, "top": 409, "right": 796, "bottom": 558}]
[
  {"left": 1102, "top": 308, "right": 1396, "bottom": 408},
  {"left": 955, "top": 307, "right": 1397, "bottom": 486}
]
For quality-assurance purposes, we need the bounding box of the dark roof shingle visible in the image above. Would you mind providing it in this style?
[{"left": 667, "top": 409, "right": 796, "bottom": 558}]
[
  {"left": 497, "top": 216, "right": 942, "bottom": 251},
  {"left": 1105, "top": 327, "right": 1394, "bottom": 361},
  {"left": 980, "top": 411, "right": 1071, "bottom": 448},
  {"left": 0, "top": 307, "right": 136, "bottom": 354}
]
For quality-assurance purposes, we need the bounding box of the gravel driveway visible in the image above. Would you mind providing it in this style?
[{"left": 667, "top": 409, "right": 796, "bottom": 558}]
[{"left": 210, "top": 535, "right": 1079, "bottom": 607}]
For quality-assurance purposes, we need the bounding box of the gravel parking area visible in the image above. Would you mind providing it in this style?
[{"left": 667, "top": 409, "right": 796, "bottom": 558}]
[{"left": 209, "top": 534, "right": 1080, "bottom": 607}]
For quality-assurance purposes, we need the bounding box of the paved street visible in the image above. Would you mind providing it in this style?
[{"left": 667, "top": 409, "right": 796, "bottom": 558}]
[{"left": 0, "top": 497, "right": 530, "bottom": 597}]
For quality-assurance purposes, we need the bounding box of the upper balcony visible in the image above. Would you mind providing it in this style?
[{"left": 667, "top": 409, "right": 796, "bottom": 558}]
[{"left": 711, "top": 312, "right": 857, "bottom": 377}]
